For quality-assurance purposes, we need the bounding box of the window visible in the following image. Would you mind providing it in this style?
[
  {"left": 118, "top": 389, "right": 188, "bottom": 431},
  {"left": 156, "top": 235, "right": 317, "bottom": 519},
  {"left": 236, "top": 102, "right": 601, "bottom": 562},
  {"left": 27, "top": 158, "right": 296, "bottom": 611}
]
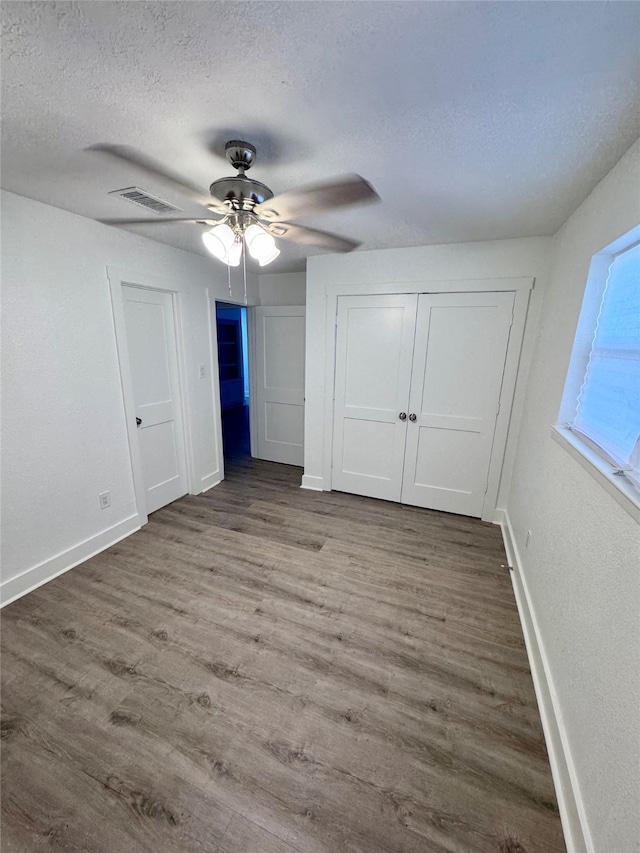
[{"left": 556, "top": 226, "right": 640, "bottom": 514}]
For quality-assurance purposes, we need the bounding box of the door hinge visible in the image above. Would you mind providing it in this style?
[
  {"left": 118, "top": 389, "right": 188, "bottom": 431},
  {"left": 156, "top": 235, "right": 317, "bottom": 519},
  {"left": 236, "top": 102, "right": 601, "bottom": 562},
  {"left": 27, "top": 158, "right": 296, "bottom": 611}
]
[{"left": 501, "top": 563, "right": 514, "bottom": 572}]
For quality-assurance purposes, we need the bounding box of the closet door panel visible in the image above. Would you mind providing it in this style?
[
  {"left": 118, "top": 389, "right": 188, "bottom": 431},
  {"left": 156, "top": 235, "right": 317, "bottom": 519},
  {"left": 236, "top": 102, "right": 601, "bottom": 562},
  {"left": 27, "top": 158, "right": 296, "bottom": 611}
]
[
  {"left": 402, "top": 292, "right": 514, "bottom": 516},
  {"left": 332, "top": 295, "right": 417, "bottom": 501}
]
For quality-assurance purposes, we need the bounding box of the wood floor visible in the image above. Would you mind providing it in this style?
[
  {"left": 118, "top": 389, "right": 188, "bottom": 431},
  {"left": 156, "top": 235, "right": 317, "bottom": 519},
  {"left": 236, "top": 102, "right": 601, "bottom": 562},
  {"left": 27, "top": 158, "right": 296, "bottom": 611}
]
[{"left": 1, "top": 458, "right": 565, "bottom": 853}]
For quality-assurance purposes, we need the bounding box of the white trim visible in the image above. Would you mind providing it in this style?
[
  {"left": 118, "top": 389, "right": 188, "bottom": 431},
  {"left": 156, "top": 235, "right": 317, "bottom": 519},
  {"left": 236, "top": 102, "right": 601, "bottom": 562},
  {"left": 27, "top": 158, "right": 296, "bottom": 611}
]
[
  {"left": 200, "top": 475, "right": 223, "bottom": 494},
  {"left": 206, "top": 290, "right": 225, "bottom": 485},
  {"left": 1, "top": 515, "right": 142, "bottom": 607},
  {"left": 322, "top": 274, "right": 535, "bottom": 294},
  {"left": 247, "top": 306, "right": 259, "bottom": 459},
  {"left": 551, "top": 426, "right": 640, "bottom": 524},
  {"left": 171, "top": 289, "right": 198, "bottom": 495},
  {"left": 107, "top": 269, "right": 149, "bottom": 524},
  {"left": 301, "top": 474, "right": 325, "bottom": 491},
  {"left": 318, "top": 277, "right": 534, "bottom": 520},
  {"left": 495, "top": 509, "right": 593, "bottom": 853},
  {"left": 107, "top": 266, "right": 196, "bottom": 511},
  {"left": 253, "top": 305, "right": 306, "bottom": 467},
  {"left": 557, "top": 254, "right": 612, "bottom": 426},
  {"left": 480, "top": 287, "right": 530, "bottom": 520},
  {"left": 207, "top": 294, "right": 259, "bottom": 475}
]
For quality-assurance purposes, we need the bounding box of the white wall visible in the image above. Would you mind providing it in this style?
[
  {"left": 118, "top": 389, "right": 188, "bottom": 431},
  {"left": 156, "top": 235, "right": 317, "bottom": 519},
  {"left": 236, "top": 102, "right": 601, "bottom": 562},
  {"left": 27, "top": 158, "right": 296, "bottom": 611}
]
[
  {"left": 505, "top": 139, "right": 640, "bottom": 852},
  {"left": 258, "top": 271, "right": 306, "bottom": 305},
  {"left": 1, "top": 190, "right": 258, "bottom": 603},
  {"left": 304, "top": 237, "right": 551, "bottom": 500}
]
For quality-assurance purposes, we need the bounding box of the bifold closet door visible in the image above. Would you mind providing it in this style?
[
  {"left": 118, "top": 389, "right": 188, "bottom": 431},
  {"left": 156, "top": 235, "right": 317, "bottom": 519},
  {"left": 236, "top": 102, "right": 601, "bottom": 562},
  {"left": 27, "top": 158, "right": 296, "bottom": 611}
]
[
  {"left": 332, "top": 294, "right": 417, "bottom": 501},
  {"left": 401, "top": 292, "right": 514, "bottom": 516}
]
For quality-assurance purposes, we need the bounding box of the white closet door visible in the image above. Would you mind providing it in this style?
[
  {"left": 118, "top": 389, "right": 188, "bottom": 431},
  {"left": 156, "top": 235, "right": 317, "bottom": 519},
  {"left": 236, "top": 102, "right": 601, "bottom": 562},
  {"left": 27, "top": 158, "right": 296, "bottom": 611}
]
[
  {"left": 401, "top": 291, "right": 514, "bottom": 517},
  {"left": 255, "top": 306, "right": 306, "bottom": 466},
  {"left": 123, "top": 286, "right": 188, "bottom": 514},
  {"left": 332, "top": 294, "right": 417, "bottom": 501}
]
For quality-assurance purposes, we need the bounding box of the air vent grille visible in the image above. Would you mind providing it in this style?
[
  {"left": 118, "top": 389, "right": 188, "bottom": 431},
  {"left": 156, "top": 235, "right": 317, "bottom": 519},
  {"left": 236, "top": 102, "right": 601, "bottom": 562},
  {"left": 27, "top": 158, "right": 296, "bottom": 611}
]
[{"left": 109, "top": 186, "right": 182, "bottom": 215}]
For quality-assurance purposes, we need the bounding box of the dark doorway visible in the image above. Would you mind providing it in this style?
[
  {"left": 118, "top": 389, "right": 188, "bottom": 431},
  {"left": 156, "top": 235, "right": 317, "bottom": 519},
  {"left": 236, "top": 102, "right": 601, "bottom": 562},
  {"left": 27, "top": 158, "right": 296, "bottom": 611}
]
[{"left": 216, "top": 302, "right": 250, "bottom": 459}]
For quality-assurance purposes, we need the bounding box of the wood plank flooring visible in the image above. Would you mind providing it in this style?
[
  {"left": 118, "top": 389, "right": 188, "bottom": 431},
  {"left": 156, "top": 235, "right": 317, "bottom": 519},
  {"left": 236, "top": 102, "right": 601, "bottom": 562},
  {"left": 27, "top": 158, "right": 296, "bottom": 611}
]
[{"left": 1, "top": 458, "right": 565, "bottom": 853}]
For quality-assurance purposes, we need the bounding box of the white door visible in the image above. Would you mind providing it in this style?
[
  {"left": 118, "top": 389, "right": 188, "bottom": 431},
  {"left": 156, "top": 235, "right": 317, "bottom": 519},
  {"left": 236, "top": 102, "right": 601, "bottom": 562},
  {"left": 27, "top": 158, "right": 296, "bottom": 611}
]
[
  {"left": 122, "top": 286, "right": 188, "bottom": 514},
  {"left": 332, "top": 294, "right": 418, "bottom": 501},
  {"left": 254, "top": 306, "right": 306, "bottom": 466},
  {"left": 401, "top": 292, "right": 514, "bottom": 516}
]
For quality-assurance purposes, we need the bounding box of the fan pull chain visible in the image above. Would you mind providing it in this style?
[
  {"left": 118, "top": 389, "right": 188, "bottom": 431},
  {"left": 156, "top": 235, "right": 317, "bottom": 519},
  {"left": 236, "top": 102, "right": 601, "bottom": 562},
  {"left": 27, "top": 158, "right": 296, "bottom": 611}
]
[{"left": 227, "top": 259, "right": 232, "bottom": 299}]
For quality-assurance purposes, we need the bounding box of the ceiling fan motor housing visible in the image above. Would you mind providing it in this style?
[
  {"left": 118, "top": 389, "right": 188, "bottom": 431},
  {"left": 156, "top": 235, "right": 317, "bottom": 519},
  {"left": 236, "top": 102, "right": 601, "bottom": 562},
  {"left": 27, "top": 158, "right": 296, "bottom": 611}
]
[
  {"left": 209, "top": 140, "right": 274, "bottom": 210},
  {"left": 209, "top": 175, "right": 274, "bottom": 209}
]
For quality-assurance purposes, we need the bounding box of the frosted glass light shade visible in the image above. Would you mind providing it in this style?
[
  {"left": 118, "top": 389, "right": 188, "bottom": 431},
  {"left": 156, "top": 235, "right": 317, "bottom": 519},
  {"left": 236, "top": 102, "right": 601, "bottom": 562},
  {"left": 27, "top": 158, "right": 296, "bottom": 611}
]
[
  {"left": 203, "top": 222, "right": 278, "bottom": 267},
  {"left": 245, "top": 224, "right": 276, "bottom": 262},
  {"left": 202, "top": 223, "right": 235, "bottom": 261},
  {"left": 258, "top": 246, "right": 280, "bottom": 266}
]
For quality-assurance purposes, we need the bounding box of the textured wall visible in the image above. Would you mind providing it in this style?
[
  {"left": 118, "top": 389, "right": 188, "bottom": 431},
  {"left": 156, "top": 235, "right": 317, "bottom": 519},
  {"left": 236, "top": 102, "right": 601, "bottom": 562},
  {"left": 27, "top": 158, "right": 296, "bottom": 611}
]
[
  {"left": 1, "top": 190, "right": 258, "bottom": 589},
  {"left": 506, "top": 139, "right": 640, "bottom": 851}
]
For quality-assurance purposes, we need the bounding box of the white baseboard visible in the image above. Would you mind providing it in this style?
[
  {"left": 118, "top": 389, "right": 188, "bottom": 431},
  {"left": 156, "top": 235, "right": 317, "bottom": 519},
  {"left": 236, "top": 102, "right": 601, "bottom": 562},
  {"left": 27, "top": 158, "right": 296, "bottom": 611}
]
[
  {"left": 300, "top": 474, "right": 325, "bottom": 491},
  {"left": 199, "top": 473, "right": 222, "bottom": 494},
  {"left": 0, "top": 514, "right": 143, "bottom": 608},
  {"left": 496, "top": 510, "right": 592, "bottom": 853}
]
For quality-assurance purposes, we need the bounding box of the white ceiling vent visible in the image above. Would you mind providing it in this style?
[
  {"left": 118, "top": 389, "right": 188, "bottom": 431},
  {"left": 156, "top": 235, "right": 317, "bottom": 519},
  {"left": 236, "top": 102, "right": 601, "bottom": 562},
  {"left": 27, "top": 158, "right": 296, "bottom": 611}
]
[{"left": 109, "top": 186, "right": 182, "bottom": 215}]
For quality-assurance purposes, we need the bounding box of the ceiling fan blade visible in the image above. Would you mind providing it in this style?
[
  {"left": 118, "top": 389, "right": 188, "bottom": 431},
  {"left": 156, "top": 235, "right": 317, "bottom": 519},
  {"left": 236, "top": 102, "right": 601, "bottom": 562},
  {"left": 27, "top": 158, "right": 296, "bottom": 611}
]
[
  {"left": 255, "top": 174, "right": 379, "bottom": 221},
  {"left": 268, "top": 222, "right": 361, "bottom": 253},
  {"left": 88, "top": 144, "right": 226, "bottom": 211},
  {"left": 99, "top": 217, "right": 221, "bottom": 226}
]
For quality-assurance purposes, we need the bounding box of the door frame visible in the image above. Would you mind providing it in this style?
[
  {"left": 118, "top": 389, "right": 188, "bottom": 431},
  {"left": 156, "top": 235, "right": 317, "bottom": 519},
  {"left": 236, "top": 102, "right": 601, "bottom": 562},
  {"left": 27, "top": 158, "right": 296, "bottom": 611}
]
[
  {"left": 320, "top": 277, "right": 534, "bottom": 521},
  {"left": 247, "top": 305, "right": 258, "bottom": 458},
  {"left": 108, "top": 266, "right": 196, "bottom": 520},
  {"left": 253, "top": 304, "right": 306, "bottom": 466},
  {"left": 206, "top": 292, "right": 258, "bottom": 480}
]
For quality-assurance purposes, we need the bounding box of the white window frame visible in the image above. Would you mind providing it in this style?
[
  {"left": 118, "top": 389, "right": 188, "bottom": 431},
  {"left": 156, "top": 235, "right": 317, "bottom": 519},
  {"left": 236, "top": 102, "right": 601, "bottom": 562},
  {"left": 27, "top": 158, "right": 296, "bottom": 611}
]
[{"left": 554, "top": 225, "right": 640, "bottom": 524}]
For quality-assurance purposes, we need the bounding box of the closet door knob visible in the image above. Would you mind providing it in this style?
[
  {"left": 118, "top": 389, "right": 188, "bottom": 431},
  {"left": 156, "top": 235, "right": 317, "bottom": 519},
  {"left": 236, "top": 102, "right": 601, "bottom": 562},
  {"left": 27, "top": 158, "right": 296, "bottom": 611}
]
[
  {"left": 398, "top": 412, "right": 407, "bottom": 421},
  {"left": 409, "top": 413, "right": 417, "bottom": 422}
]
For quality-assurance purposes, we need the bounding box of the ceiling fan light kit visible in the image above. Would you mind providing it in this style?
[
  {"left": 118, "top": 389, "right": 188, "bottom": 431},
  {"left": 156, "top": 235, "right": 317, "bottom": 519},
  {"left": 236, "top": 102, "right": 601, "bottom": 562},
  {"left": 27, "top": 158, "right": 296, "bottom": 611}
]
[
  {"left": 244, "top": 223, "right": 280, "bottom": 266},
  {"left": 201, "top": 222, "right": 237, "bottom": 264},
  {"left": 96, "top": 138, "right": 380, "bottom": 268},
  {"left": 201, "top": 220, "right": 281, "bottom": 267}
]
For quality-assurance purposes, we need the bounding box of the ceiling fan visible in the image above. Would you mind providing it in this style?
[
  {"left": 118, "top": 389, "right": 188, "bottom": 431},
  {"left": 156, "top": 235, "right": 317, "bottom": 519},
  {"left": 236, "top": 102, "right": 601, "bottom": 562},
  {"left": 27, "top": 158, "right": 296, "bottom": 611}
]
[{"left": 94, "top": 140, "right": 380, "bottom": 267}]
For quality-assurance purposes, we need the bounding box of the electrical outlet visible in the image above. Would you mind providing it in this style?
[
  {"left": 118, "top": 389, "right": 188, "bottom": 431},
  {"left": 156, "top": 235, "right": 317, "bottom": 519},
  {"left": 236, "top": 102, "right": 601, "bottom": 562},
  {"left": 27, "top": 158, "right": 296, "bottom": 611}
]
[
  {"left": 198, "top": 364, "right": 206, "bottom": 379},
  {"left": 99, "top": 491, "right": 111, "bottom": 510},
  {"left": 525, "top": 530, "right": 532, "bottom": 549}
]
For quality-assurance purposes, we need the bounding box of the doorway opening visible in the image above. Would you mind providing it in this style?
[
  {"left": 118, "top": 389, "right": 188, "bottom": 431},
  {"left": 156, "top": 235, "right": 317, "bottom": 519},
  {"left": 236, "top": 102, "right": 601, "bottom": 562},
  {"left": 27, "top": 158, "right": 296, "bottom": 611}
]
[{"left": 216, "top": 302, "right": 251, "bottom": 460}]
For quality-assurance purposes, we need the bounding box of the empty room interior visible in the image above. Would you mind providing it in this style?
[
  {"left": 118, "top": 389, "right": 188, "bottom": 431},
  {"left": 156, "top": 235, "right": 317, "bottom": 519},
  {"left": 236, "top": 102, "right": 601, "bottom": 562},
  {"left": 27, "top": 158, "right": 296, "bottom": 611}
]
[{"left": 1, "top": 2, "right": 639, "bottom": 852}]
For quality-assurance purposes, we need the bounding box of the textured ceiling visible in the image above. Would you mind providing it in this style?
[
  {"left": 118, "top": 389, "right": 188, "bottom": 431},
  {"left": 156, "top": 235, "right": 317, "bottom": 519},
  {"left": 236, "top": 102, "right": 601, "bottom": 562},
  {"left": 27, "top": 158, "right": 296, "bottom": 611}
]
[{"left": 2, "top": 1, "right": 639, "bottom": 273}]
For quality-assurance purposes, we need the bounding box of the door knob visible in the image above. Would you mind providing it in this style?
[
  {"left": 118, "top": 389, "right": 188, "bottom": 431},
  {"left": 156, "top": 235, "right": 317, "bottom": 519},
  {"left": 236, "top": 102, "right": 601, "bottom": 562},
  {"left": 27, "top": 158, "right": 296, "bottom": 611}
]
[
  {"left": 136, "top": 417, "right": 142, "bottom": 427},
  {"left": 398, "top": 412, "right": 407, "bottom": 421},
  {"left": 409, "top": 413, "right": 417, "bottom": 422}
]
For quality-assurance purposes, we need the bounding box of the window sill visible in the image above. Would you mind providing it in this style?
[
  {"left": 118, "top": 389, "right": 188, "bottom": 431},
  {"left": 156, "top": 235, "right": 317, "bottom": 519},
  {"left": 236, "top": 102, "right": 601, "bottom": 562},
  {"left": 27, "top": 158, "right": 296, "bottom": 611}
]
[{"left": 551, "top": 426, "right": 640, "bottom": 524}]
